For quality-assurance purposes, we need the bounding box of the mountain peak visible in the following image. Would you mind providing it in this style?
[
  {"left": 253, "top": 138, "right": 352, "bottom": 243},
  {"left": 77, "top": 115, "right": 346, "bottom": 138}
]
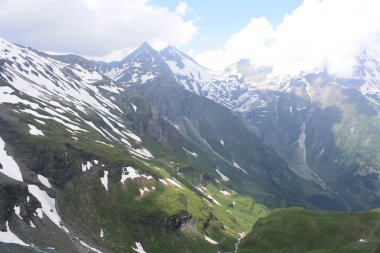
[
  {"left": 139, "top": 41, "right": 153, "bottom": 50},
  {"left": 131, "top": 41, "right": 156, "bottom": 55},
  {"left": 161, "top": 44, "right": 179, "bottom": 54},
  {"left": 134, "top": 41, "right": 157, "bottom": 53},
  {"left": 160, "top": 44, "right": 180, "bottom": 56},
  {"left": 120, "top": 41, "right": 158, "bottom": 63},
  {"left": 159, "top": 45, "right": 198, "bottom": 65}
]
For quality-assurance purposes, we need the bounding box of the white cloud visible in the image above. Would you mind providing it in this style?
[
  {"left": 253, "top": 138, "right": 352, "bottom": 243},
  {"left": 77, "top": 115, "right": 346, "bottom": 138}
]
[
  {"left": 0, "top": 0, "right": 197, "bottom": 58},
  {"left": 176, "top": 1, "right": 188, "bottom": 16},
  {"left": 195, "top": 0, "right": 380, "bottom": 77}
]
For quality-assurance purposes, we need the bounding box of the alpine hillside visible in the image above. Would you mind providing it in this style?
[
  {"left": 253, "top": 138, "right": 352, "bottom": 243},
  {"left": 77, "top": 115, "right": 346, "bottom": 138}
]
[{"left": 1, "top": 35, "right": 380, "bottom": 253}]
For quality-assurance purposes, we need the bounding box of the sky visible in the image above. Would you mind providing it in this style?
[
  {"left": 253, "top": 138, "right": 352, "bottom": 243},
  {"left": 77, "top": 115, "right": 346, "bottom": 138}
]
[
  {"left": 150, "top": 0, "right": 304, "bottom": 52},
  {"left": 0, "top": 0, "right": 380, "bottom": 76}
]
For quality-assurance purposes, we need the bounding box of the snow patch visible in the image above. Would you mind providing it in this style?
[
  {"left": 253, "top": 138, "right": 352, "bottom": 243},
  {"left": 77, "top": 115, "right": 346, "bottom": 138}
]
[
  {"left": 94, "top": 140, "right": 114, "bottom": 147},
  {"left": 203, "top": 197, "right": 213, "bottom": 206},
  {"left": 99, "top": 83, "right": 123, "bottom": 94},
  {"left": 0, "top": 221, "right": 29, "bottom": 246},
  {"left": 14, "top": 205, "right": 22, "bottom": 219},
  {"left": 196, "top": 186, "right": 207, "bottom": 193},
  {"left": 0, "top": 86, "right": 39, "bottom": 109},
  {"left": 204, "top": 235, "right": 218, "bottom": 245},
  {"left": 216, "top": 169, "right": 229, "bottom": 181},
  {"left": 207, "top": 195, "right": 222, "bottom": 206},
  {"left": 79, "top": 240, "right": 103, "bottom": 253},
  {"left": 28, "top": 124, "right": 44, "bottom": 136},
  {"left": 35, "top": 208, "right": 43, "bottom": 218},
  {"left": 232, "top": 160, "right": 248, "bottom": 174},
  {"left": 21, "top": 109, "right": 85, "bottom": 132},
  {"left": 159, "top": 179, "right": 168, "bottom": 185},
  {"left": 30, "top": 221, "right": 36, "bottom": 228},
  {"left": 0, "top": 137, "right": 23, "bottom": 182},
  {"left": 167, "top": 178, "right": 184, "bottom": 188},
  {"left": 220, "top": 190, "right": 231, "bottom": 196},
  {"left": 129, "top": 147, "right": 153, "bottom": 159},
  {"left": 37, "top": 174, "right": 51, "bottom": 188},
  {"left": 132, "top": 242, "right": 147, "bottom": 253},
  {"left": 142, "top": 174, "right": 153, "bottom": 180},
  {"left": 121, "top": 166, "right": 142, "bottom": 183},
  {"left": 34, "top": 119, "right": 46, "bottom": 125},
  {"left": 139, "top": 187, "right": 151, "bottom": 196},
  {"left": 131, "top": 103, "right": 137, "bottom": 112},
  {"left": 121, "top": 138, "right": 132, "bottom": 147},
  {"left": 100, "top": 171, "right": 109, "bottom": 191},
  {"left": 183, "top": 147, "right": 198, "bottom": 157},
  {"left": 82, "top": 161, "right": 93, "bottom": 172},
  {"left": 140, "top": 72, "right": 156, "bottom": 83},
  {"left": 123, "top": 131, "right": 141, "bottom": 143},
  {"left": 27, "top": 185, "right": 68, "bottom": 232}
]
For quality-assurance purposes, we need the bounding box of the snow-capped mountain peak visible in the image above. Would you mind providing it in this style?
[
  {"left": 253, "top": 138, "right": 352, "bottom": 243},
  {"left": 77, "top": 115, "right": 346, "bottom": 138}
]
[
  {"left": 159, "top": 45, "right": 213, "bottom": 81},
  {"left": 0, "top": 37, "right": 153, "bottom": 160},
  {"left": 98, "top": 42, "right": 173, "bottom": 85},
  {"left": 120, "top": 41, "right": 155, "bottom": 64},
  {"left": 35, "top": 40, "right": 380, "bottom": 113},
  {"left": 160, "top": 45, "right": 198, "bottom": 67}
]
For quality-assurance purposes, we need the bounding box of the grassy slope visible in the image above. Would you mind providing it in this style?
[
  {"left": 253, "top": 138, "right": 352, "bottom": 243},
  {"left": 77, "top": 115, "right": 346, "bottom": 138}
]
[
  {"left": 239, "top": 208, "right": 380, "bottom": 253},
  {"left": 59, "top": 158, "right": 268, "bottom": 252},
  {"left": 1, "top": 103, "right": 268, "bottom": 252}
]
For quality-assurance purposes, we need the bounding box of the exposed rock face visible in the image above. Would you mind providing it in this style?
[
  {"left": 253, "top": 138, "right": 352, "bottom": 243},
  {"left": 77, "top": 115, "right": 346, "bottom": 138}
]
[{"left": 162, "top": 210, "right": 196, "bottom": 231}]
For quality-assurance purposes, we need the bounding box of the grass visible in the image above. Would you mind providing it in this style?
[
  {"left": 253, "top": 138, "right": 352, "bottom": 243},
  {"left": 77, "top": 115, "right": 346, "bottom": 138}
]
[
  {"left": 206, "top": 184, "right": 268, "bottom": 232},
  {"left": 238, "top": 208, "right": 380, "bottom": 253},
  {"left": 60, "top": 170, "right": 247, "bottom": 252}
]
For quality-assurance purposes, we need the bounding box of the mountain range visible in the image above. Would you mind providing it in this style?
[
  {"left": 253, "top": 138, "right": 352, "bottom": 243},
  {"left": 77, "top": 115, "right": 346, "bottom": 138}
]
[{"left": 1, "top": 37, "right": 380, "bottom": 252}]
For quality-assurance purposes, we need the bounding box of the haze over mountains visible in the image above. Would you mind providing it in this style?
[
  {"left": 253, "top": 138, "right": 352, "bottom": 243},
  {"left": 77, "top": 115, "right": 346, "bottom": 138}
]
[{"left": 2, "top": 36, "right": 380, "bottom": 252}]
